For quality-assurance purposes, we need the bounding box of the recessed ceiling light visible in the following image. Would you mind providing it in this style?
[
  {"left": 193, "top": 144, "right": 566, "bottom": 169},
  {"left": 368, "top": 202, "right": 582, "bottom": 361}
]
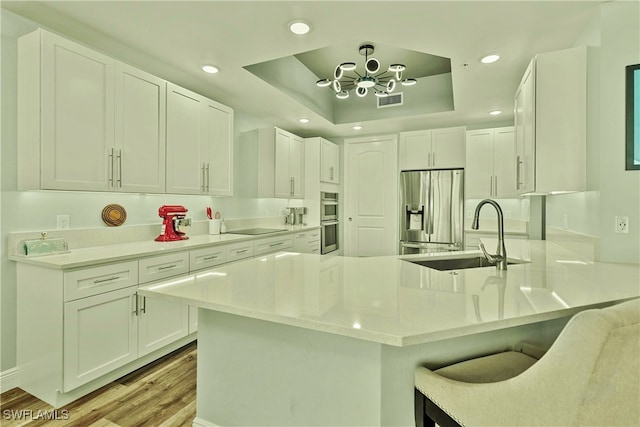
[
  {"left": 288, "top": 20, "right": 311, "bottom": 35},
  {"left": 489, "top": 110, "right": 503, "bottom": 116},
  {"left": 299, "top": 118, "right": 310, "bottom": 124},
  {"left": 202, "top": 65, "right": 219, "bottom": 74},
  {"left": 353, "top": 125, "right": 363, "bottom": 131},
  {"left": 480, "top": 54, "right": 500, "bottom": 64}
]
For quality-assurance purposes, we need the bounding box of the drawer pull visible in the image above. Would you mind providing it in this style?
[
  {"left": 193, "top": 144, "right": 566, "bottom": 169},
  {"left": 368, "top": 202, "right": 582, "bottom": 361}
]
[
  {"left": 269, "top": 242, "right": 284, "bottom": 247},
  {"left": 203, "top": 255, "right": 219, "bottom": 261},
  {"left": 235, "top": 249, "right": 248, "bottom": 254},
  {"left": 158, "top": 264, "right": 177, "bottom": 271},
  {"left": 94, "top": 276, "right": 120, "bottom": 284}
]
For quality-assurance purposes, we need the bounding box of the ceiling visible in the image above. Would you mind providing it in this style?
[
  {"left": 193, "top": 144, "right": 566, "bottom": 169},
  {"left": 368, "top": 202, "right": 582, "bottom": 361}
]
[{"left": 1, "top": 1, "right": 601, "bottom": 139}]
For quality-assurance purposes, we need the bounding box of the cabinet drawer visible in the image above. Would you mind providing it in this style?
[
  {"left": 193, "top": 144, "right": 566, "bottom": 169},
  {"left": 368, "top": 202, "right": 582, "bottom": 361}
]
[
  {"left": 138, "top": 252, "right": 189, "bottom": 284},
  {"left": 226, "top": 241, "right": 254, "bottom": 263},
  {"left": 64, "top": 261, "right": 139, "bottom": 302},
  {"left": 254, "top": 235, "right": 294, "bottom": 256},
  {"left": 190, "top": 246, "right": 226, "bottom": 272}
]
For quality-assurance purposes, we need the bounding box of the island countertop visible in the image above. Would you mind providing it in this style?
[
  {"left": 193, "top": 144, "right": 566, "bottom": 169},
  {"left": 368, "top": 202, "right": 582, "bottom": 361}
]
[{"left": 138, "top": 239, "right": 640, "bottom": 347}]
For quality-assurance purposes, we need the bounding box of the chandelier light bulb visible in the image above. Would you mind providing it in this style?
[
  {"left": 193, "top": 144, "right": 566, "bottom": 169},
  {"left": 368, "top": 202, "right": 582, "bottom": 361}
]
[
  {"left": 340, "top": 62, "right": 356, "bottom": 71},
  {"left": 316, "top": 44, "right": 417, "bottom": 99}
]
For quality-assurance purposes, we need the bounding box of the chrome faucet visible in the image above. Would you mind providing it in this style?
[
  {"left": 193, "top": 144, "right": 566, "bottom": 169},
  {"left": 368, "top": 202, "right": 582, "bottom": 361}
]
[{"left": 471, "top": 199, "right": 508, "bottom": 270}]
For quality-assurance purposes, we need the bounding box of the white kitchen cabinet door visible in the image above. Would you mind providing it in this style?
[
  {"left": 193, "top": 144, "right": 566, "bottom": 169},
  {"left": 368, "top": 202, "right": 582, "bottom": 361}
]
[
  {"left": 290, "top": 135, "right": 305, "bottom": 198},
  {"left": 465, "top": 130, "right": 494, "bottom": 199},
  {"left": 189, "top": 306, "right": 198, "bottom": 334},
  {"left": 399, "top": 130, "right": 431, "bottom": 170},
  {"left": 514, "top": 60, "right": 536, "bottom": 194},
  {"left": 320, "top": 139, "right": 340, "bottom": 184},
  {"left": 399, "top": 127, "right": 465, "bottom": 170},
  {"left": 202, "top": 100, "right": 234, "bottom": 196},
  {"left": 166, "top": 83, "right": 207, "bottom": 194},
  {"left": 465, "top": 127, "right": 515, "bottom": 198},
  {"left": 39, "top": 30, "right": 115, "bottom": 191},
  {"left": 63, "top": 286, "right": 138, "bottom": 391},
  {"left": 114, "top": 64, "right": 166, "bottom": 193},
  {"left": 493, "top": 128, "right": 516, "bottom": 197},
  {"left": 268, "top": 127, "right": 305, "bottom": 199},
  {"left": 137, "top": 293, "right": 189, "bottom": 357},
  {"left": 274, "top": 130, "right": 293, "bottom": 198},
  {"left": 431, "top": 127, "right": 466, "bottom": 169}
]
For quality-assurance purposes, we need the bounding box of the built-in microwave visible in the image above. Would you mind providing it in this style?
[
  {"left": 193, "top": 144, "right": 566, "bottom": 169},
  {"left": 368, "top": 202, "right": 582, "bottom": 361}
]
[{"left": 320, "top": 192, "right": 338, "bottom": 222}]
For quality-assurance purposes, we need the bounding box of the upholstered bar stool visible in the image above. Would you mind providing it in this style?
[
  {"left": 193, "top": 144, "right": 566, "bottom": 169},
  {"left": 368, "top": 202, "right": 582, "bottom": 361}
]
[{"left": 415, "top": 298, "right": 640, "bottom": 427}]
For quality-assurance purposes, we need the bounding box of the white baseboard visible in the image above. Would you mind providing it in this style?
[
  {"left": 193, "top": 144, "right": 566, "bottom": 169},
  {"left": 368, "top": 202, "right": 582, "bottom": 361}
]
[
  {"left": 192, "top": 417, "right": 221, "bottom": 427},
  {"left": 1, "top": 368, "right": 18, "bottom": 393}
]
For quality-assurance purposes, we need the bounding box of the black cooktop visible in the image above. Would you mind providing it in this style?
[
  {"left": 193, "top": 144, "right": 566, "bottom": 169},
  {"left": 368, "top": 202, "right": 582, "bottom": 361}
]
[{"left": 228, "top": 228, "right": 287, "bottom": 235}]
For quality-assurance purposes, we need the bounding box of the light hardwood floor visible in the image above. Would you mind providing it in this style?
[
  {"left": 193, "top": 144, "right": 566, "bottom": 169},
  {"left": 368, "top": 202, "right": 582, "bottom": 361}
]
[{"left": 0, "top": 342, "right": 197, "bottom": 427}]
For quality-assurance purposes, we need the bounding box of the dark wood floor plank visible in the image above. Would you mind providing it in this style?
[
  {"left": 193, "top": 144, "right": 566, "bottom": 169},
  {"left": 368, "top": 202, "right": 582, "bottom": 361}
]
[{"left": 0, "top": 342, "right": 196, "bottom": 427}]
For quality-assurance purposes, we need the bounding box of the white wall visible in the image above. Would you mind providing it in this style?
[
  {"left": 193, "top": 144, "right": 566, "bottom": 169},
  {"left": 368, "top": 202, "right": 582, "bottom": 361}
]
[
  {"left": 0, "top": 10, "right": 291, "bottom": 372},
  {"left": 547, "top": 1, "right": 640, "bottom": 263}
]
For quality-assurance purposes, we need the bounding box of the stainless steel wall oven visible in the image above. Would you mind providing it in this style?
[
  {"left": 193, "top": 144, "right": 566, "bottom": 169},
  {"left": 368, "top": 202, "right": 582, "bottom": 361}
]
[{"left": 320, "top": 192, "right": 339, "bottom": 254}]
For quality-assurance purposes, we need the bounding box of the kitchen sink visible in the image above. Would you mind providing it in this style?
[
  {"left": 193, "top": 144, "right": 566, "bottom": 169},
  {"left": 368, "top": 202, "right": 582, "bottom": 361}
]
[{"left": 404, "top": 256, "right": 524, "bottom": 271}]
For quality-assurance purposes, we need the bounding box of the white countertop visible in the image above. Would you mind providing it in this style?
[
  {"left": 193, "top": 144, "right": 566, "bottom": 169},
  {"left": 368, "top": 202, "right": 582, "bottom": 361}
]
[
  {"left": 138, "top": 239, "right": 640, "bottom": 347},
  {"left": 9, "top": 225, "right": 319, "bottom": 269}
]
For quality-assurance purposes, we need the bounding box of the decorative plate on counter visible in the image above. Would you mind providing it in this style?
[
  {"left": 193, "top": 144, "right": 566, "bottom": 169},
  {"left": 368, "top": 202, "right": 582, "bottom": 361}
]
[{"left": 102, "top": 204, "right": 127, "bottom": 226}]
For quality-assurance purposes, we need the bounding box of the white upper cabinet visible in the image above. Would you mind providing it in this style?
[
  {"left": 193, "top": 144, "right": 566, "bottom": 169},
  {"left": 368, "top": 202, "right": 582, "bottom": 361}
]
[
  {"left": 258, "top": 127, "right": 305, "bottom": 199},
  {"left": 514, "top": 46, "right": 589, "bottom": 195},
  {"left": 466, "top": 127, "right": 516, "bottom": 198},
  {"left": 18, "top": 28, "right": 232, "bottom": 196},
  {"left": 115, "top": 63, "right": 166, "bottom": 193},
  {"left": 320, "top": 139, "right": 340, "bottom": 184},
  {"left": 165, "top": 83, "right": 234, "bottom": 196},
  {"left": 399, "top": 127, "right": 466, "bottom": 170},
  {"left": 18, "top": 29, "right": 166, "bottom": 193}
]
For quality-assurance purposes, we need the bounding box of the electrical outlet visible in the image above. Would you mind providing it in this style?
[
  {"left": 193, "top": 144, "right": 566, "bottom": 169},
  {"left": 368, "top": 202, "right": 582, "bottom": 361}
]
[
  {"left": 57, "top": 215, "right": 70, "bottom": 229},
  {"left": 615, "top": 216, "right": 629, "bottom": 234}
]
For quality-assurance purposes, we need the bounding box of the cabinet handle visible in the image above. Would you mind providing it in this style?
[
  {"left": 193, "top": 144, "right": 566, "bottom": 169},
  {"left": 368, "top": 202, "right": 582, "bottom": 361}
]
[
  {"left": 269, "top": 242, "right": 284, "bottom": 247},
  {"left": 516, "top": 155, "right": 523, "bottom": 189},
  {"left": 108, "top": 148, "right": 114, "bottom": 187},
  {"left": 201, "top": 163, "right": 206, "bottom": 192},
  {"left": 141, "top": 296, "right": 146, "bottom": 314},
  {"left": 290, "top": 177, "right": 294, "bottom": 196},
  {"left": 427, "top": 153, "right": 431, "bottom": 166},
  {"left": 158, "top": 264, "right": 177, "bottom": 271},
  {"left": 235, "top": 249, "right": 248, "bottom": 254},
  {"left": 117, "top": 149, "right": 123, "bottom": 188},
  {"left": 330, "top": 166, "right": 334, "bottom": 181},
  {"left": 489, "top": 176, "right": 493, "bottom": 196},
  {"left": 494, "top": 175, "right": 498, "bottom": 196},
  {"left": 133, "top": 293, "right": 139, "bottom": 316},
  {"left": 203, "top": 255, "right": 219, "bottom": 261},
  {"left": 205, "top": 163, "right": 210, "bottom": 192},
  {"left": 432, "top": 152, "right": 435, "bottom": 166},
  {"left": 94, "top": 276, "right": 120, "bottom": 284}
]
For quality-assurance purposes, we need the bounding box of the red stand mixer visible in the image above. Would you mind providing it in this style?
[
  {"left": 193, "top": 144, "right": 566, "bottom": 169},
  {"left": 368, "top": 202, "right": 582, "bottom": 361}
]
[{"left": 155, "top": 205, "right": 191, "bottom": 242}]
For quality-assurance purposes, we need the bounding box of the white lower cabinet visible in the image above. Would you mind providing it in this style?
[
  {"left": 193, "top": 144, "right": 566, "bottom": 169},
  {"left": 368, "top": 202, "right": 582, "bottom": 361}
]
[
  {"left": 63, "top": 286, "right": 138, "bottom": 392},
  {"left": 137, "top": 292, "right": 189, "bottom": 357},
  {"left": 293, "top": 229, "right": 321, "bottom": 254}
]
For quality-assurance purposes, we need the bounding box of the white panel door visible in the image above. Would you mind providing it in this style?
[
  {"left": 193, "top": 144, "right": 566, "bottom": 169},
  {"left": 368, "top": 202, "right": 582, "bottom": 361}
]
[
  {"left": 114, "top": 63, "right": 166, "bottom": 193},
  {"left": 345, "top": 135, "right": 398, "bottom": 257},
  {"left": 41, "top": 31, "right": 114, "bottom": 191},
  {"left": 63, "top": 287, "right": 138, "bottom": 391}
]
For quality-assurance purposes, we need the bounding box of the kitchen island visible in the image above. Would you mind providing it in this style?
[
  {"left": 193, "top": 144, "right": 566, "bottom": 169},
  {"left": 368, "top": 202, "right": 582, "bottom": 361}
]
[{"left": 138, "top": 240, "right": 640, "bottom": 426}]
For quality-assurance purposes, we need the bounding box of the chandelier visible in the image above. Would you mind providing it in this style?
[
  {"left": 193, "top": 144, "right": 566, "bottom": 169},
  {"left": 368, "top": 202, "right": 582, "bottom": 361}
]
[{"left": 316, "top": 44, "right": 417, "bottom": 99}]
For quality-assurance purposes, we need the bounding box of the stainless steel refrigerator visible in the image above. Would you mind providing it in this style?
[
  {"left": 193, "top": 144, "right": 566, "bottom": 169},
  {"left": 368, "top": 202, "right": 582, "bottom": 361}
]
[{"left": 399, "top": 169, "right": 464, "bottom": 254}]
